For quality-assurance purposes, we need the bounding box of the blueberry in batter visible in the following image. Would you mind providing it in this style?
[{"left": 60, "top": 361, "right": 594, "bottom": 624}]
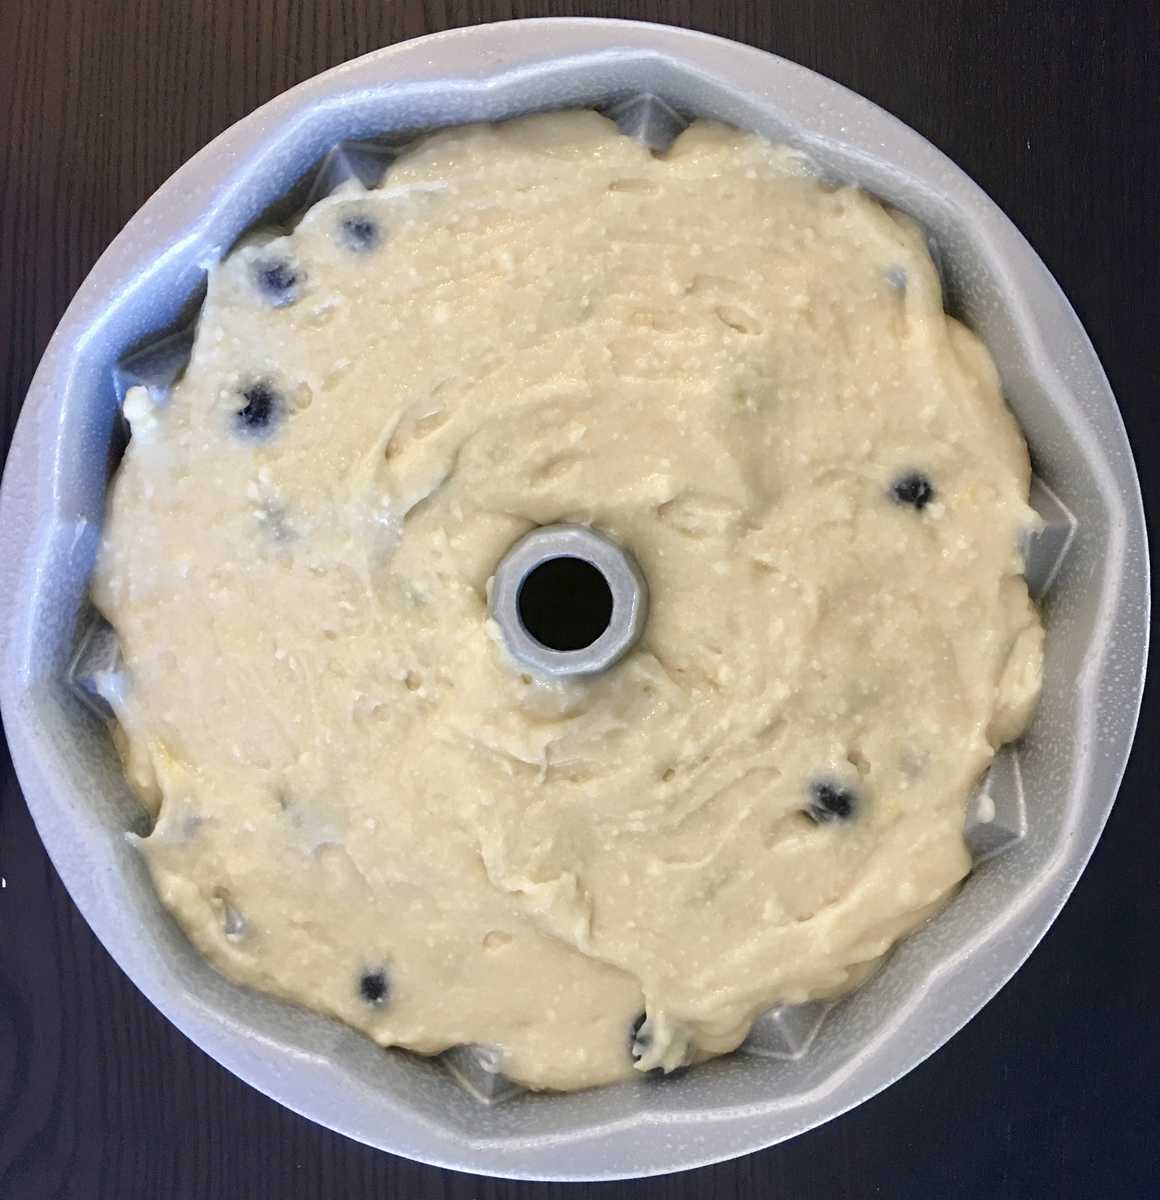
[
  {"left": 252, "top": 257, "right": 301, "bottom": 306},
  {"left": 359, "top": 968, "right": 389, "bottom": 1007},
  {"left": 806, "top": 781, "right": 859, "bottom": 824},
  {"left": 891, "top": 471, "right": 935, "bottom": 510},
  {"left": 234, "top": 380, "right": 281, "bottom": 436},
  {"left": 338, "top": 212, "right": 382, "bottom": 253}
]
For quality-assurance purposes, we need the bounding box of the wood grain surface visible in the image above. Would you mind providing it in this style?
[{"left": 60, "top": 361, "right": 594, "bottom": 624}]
[{"left": 2, "top": 3, "right": 1157, "bottom": 1197}]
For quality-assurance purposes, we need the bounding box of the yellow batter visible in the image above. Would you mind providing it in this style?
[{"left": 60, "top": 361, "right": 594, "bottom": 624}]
[{"left": 92, "top": 111, "right": 1043, "bottom": 1090}]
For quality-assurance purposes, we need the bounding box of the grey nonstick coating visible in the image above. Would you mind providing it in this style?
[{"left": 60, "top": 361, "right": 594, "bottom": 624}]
[{"left": 0, "top": 19, "right": 1148, "bottom": 1181}]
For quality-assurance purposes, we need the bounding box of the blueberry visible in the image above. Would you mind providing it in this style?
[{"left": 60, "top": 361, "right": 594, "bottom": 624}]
[
  {"left": 806, "top": 780, "right": 859, "bottom": 824},
  {"left": 630, "top": 1012, "right": 649, "bottom": 1054},
  {"left": 884, "top": 265, "right": 908, "bottom": 294},
  {"left": 891, "top": 471, "right": 935, "bottom": 510},
  {"left": 629, "top": 1012, "right": 688, "bottom": 1076},
  {"left": 629, "top": 1012, "right": 658, "bottom": 1069},
  {"left": 338, "top": 212, "right": 382, "bottom": 253},
  {"left": 234, "top": 380, "right": 281, "bottom": 435},
  {"left": 252, "top": 257, "right": 301, "bottom": 307},
  {"left": 358, "top": 968, "right": 389, "bottom": 1007}
]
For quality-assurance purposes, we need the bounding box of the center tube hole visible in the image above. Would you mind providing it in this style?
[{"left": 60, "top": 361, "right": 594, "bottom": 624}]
[{"left": 517, "top": 556, "right": 614, "bottom": 652}]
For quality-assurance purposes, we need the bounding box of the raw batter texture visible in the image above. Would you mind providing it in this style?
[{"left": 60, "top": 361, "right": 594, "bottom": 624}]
[{"left": 92, "top": 111, "right": 1043, "bottom": 1090}]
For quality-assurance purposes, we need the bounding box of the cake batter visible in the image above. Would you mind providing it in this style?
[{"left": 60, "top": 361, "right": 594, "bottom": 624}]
[{"left": 92, "top": 111, "right": 1043, "bottom": 1090}]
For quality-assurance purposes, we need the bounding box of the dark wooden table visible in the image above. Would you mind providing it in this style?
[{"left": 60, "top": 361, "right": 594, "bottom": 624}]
[{"left": 2, "top": 3, "right": 1157, "bottom": 1197}]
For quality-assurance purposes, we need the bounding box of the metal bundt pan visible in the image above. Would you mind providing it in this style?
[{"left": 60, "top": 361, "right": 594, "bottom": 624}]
[{"left": 0, "top": 19, "right": 1148, "bottom": 1180}]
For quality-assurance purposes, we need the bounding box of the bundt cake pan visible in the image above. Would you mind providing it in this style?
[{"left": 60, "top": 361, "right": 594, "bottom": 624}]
[{"left": 0, "top": 19, "right": 1148, "bottom": 1180}]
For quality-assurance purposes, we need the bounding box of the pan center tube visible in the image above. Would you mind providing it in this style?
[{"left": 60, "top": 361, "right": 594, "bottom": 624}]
[{"left": 489, "top": 524, "right": 649, "bottom": 678}]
